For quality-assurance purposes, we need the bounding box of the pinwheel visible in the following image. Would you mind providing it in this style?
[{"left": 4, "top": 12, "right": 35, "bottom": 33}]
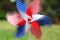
[{"left": 6, "top": 0, "right": 52, "bottom": 40}]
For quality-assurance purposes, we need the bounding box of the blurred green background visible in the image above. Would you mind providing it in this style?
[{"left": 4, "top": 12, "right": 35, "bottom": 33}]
[{"left": 0, "top": 0, "right": 60, "bottom": 40}]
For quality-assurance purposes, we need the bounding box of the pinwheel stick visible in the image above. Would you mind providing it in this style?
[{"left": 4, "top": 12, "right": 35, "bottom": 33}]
[{"left": 28, "top": 31, "right": 32, "bottom": 40}]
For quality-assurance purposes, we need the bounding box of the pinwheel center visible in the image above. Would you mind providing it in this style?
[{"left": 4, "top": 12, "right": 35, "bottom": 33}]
[{"left": 28, "top": 18, "right": 31, "bottom": 21}]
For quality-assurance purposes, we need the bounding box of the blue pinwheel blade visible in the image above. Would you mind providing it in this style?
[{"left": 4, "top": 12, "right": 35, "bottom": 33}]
[
  {"left": 37, "top": 16, "right": 52, "bottom": 26},
  {"left": 32, "top": 14, "right": 52, "bottom": 26},
  {"left": 16, "top": 25, "right": 25, "bottom": 38},
  {"left": 16, "top": 0, "right": 27, "bottom": 13}
]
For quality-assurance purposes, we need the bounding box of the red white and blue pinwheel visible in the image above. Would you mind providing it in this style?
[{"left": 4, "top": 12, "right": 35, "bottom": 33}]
[{"left": 6, "top": 0, "right": 52, "bottom": 40}]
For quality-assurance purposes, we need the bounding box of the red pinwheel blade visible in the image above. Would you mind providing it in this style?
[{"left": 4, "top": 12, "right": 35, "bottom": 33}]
[
  {"left": 27, "top": 0, "right": 42, "bottom": 15},
  {"left": 18, "top": 19, "right": 26, "bottom": 26},
  {"left": 6, "top": 11, "right": 23, "bottom": 25},
  {"left": 16, "top": 19, "right": 26, "bottom": 38},
  {"left": 30, "top": 21, "right": 42, "bottom": 39},
  {"left": 26, "top": 7, "right": 32, "bottom": 18}
]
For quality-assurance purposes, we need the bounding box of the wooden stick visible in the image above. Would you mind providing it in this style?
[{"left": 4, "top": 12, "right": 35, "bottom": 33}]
[{"left": 28, "top": 31, "right": 32, "bottom": 40}]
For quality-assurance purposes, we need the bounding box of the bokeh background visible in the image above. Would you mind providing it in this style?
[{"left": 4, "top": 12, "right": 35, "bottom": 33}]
[{"left": 0, "top": 0, "right": 60, "bottom": 40}]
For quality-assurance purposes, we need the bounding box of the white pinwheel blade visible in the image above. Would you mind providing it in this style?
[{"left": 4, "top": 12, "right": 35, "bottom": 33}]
[
  {"left": 31, "top": 14, "right": 52, "bottom": 26},
  {"left": 31, "top": 14, "right": 45, "bottom": 22},
  {"left": 25, "top": 21, "right": 30, "bottom": 33}
]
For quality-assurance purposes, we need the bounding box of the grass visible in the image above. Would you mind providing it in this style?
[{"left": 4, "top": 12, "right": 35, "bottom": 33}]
[{"left": 0, "top": 20, "right": 60, "bottom": 40}]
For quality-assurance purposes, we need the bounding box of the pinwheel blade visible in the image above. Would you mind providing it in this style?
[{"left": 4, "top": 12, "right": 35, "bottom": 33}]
[
  {"left": 37, "top": 16, "right": 52, "bottom": 26},
  {"left": 32, "top": 14, "right": 52, "bottom": 26},
  {"left": 26, "top": 7, "right": 32, "bottom": 18},
  {"left": 16, "top": 25, "right": 25, "bottom": 38},
  {"left": 6, "top": 11, "right": 23, "bottom": 25},
  {"left": 16, "top": 1, "right": 32, "bottom": 20},
  {"left": 28, "top": 0, "right": 41, "bottom": 14},
  {"left": 30, "top": 21, "right": 42, "bottom": 39},
  {"left": 16, "top": 19, "right": 26, "bottom": 38},
  {"left": 16, "top": 0, "right": 27, "bottom": 13},
  {"left": 25, "top": 21, "right": 30, "bottom": 33}
]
